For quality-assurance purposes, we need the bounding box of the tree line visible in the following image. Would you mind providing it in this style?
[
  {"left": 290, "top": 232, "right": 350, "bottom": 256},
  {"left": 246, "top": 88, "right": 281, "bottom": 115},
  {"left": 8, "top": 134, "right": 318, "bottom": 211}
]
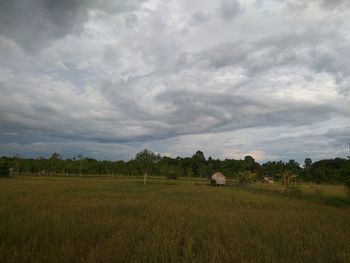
[{"left": 1, "top": 149, "right": 349, "bottom": 184}]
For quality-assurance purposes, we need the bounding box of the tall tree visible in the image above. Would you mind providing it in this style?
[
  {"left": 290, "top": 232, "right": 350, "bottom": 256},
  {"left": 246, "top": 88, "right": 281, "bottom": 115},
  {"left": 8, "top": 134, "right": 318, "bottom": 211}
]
[
  {"left": 302, "top": 158, "right": 313, "bottom": 181},
  {"left": 304, "top": 158, "right": 312, "bottom": 169},
  {"left": 135, "top": 149, "right": 158, "bottom": 184},
  {"left": 49, "top": 153, "right": 61, "bottom": 175},
  {"left": 192, "top": 150, "right": 206, "bottom": 177},
  {"left": 193, "top": 150, "right": 205, "bottom": 162}
]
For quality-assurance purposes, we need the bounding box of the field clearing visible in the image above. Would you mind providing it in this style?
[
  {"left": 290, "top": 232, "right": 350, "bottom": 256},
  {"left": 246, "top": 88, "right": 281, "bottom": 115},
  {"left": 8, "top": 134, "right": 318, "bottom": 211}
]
[{"left": 0, "top": 177, "right": 349, "bottom": 263}]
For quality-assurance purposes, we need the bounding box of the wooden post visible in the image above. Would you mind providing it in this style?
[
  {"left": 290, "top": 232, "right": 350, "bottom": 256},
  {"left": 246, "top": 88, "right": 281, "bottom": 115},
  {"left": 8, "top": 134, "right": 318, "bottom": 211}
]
[{"left": 144, "top": 173, "right": 147, "bottom": 184}]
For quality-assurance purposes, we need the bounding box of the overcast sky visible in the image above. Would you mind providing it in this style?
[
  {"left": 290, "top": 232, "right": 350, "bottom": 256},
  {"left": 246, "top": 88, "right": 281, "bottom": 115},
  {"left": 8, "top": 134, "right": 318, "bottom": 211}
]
[{"left": 0, "top": 0, "right": 349, "bottom": 162}]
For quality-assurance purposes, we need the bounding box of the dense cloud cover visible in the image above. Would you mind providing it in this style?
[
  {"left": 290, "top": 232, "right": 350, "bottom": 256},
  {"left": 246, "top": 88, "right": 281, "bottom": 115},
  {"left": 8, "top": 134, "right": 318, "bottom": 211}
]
[{"left": 0, "top": 0, "right": 349, "bottom": 161}]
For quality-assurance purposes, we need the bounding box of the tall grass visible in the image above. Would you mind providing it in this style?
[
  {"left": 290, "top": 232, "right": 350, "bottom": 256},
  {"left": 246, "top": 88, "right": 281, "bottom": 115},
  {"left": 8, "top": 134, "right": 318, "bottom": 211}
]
[{"left": 0, "top": 177, "right": 349, "bottom": 262}]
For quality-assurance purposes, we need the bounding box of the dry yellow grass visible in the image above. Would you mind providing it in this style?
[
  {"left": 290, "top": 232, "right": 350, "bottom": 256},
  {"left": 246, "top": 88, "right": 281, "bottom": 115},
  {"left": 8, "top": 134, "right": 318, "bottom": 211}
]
[{"left": 0, "top": 176, "right": 349, "bottom": 262}]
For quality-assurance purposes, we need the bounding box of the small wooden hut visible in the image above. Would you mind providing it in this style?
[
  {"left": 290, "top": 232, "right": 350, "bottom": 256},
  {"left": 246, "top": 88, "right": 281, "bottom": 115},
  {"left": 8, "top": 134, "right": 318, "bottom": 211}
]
[
  {"left": 211, "top": 172, "right": 226, "bottom": 186},
  {"left": 263, "top": 176, "right": 274, "bottom": 184}
]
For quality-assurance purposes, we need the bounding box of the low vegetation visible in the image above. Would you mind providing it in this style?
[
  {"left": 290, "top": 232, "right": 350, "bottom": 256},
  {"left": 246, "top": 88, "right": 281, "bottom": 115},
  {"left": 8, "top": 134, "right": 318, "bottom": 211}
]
[
  {"left": 279, "top": 170, "right": 299, "bottom": 194},
  {"left": 344, "top": 178, "right": 350, "bottom": 198},
  {"left": 0, "top": 176, "right": 349, "bottom": 262},
  {"left": 238, "top": 171, "right": 257, "bottom": 185}
]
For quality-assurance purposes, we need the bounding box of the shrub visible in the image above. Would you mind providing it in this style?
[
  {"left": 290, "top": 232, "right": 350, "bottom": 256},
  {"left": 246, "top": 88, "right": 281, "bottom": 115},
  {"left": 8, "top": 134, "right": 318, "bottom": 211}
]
[
  {"left": 279, "top": 170, "right": 299, "bottom": 194},
  {"left": 238, "top": 171, "right": 256, "bottom": 185}
]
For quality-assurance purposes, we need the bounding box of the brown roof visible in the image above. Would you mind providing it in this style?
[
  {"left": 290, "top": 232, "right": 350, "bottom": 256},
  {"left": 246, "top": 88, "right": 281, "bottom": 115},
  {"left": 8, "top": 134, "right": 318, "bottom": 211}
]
[{"left": 212, "top": 172, "right": 225, "bottom": 178}]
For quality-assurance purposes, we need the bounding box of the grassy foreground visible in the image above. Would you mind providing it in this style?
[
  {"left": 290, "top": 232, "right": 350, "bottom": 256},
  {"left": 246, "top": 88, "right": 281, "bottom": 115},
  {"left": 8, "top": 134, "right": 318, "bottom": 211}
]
[{"left": 0, "top": 177, "right": 349, "bottom": 263}]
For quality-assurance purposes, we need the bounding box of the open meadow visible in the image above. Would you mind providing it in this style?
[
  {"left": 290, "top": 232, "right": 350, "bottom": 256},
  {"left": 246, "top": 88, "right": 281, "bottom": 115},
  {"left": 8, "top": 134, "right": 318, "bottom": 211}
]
[{"left": 0, "top": 176, "right": 349, "bottom": 263}]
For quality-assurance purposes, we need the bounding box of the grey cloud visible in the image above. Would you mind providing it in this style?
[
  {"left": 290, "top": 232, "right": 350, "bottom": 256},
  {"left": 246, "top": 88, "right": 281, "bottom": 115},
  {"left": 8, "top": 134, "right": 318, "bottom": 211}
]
[
  {"left": 0, "top": 0, "right": 145, "bottom": 53},
  {"left": 217, "top": 0, "right": 242, "bottom": 21},
  {"left": 325, "top": 126, "right": 350, "bottom": 145},
  {"left": 125, "top": 13, "right": 138, "bottom": 28},
  {"left": 267, "top": 0, "right": 348, "bottom": 11},
  {"left": 317, "top": 0, "right": 347, "bottom": 10},
  {"left": 0, "top": 0, "right": 85, "bottom": 53},
  {"left": 194, "top": 42, "right": 251, "bottom": 69},
  {"left": 310, "top": 47, "right": 350, "bottom": 76},
  {"left": 191, "top": 12, "right": 210, "bottom": 25},
  {"left": 95, "top": 67, "right": 346, "bottom": 145},
  {"left": 103, "top": 45, "right": 122, "bottom": 66},
  {"left": 156, "top": 89, "right": 342, "bottom": 133},
  {"left": 260, "top": 125, "right": 350, "bottom": 162},
  {"left": 189, "top": 26, "right": 350, "bottom": 81},
  {"left": 0, "top": 140, "right": 137, "bottom": 160},
  {"left": 1, "top": 49, "right": 347, "bottom": 149},
  {"left": 0, "top": 0, "right": 349, "bottom": 161},
  {"left": 0, "top": 36, "right": 24, "bottom": 65}
]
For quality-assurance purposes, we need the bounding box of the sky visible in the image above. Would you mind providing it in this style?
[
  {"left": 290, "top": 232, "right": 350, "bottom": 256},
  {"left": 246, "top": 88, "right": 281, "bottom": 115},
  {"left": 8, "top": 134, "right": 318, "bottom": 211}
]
[{"left": 0, "top": 0, "right": 349, "bottom": 162}]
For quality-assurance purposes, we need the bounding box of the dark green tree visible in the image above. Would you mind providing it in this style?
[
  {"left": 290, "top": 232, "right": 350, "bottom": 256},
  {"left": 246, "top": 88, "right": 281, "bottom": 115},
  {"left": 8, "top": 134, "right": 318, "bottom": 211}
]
[
  {"left": 0, "top": 159, "right": 10, "bottom": 177},
  {"left": 304, "top": 158, "right": 312, "bottom": 169},
  {"left": 192, "top": 150, "right": 206, "bottom": 177},
  {"left": 302, "top": 158, "right": 313, "bottom": 181},
  {"left": 49, "top": 153, "right": 62, "bottom": 175}
]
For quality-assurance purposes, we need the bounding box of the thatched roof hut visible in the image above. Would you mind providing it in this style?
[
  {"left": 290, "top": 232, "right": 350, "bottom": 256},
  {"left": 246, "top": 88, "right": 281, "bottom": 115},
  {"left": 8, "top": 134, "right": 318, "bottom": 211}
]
[{"left": 211, "top": 172, "right": 226, "bottom": 186}]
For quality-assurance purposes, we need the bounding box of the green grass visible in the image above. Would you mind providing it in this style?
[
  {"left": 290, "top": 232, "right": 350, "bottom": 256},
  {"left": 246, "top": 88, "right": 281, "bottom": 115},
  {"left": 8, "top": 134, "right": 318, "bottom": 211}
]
[{"left": 0, "top": 177, "right": 349, "bottom": 263}]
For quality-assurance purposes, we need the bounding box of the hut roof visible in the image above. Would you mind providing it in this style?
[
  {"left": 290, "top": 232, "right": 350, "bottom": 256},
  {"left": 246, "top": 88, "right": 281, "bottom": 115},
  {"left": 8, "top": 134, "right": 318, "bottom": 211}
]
[
  {"left": 212, "top": 172, "right": 226, "bottom": 185},
  {"left": 212, "top": 172, "right": 225, "bottom": 179}
]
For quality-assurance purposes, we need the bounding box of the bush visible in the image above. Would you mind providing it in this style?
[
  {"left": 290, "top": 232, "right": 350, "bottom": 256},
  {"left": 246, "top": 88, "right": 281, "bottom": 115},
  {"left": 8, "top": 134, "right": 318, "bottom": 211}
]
[
  {"left": 238, "top": 171, "right": 256, "bottom": 185},
  {"left": 279, "top": 171, "right": 299, "bottom": 194}
]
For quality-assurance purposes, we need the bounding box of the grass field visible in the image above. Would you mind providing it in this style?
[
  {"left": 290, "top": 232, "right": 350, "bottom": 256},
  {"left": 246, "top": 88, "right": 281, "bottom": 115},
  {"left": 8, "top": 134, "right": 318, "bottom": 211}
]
[{"left": 0, "top": 176, "right": 349, "bottom": 263}]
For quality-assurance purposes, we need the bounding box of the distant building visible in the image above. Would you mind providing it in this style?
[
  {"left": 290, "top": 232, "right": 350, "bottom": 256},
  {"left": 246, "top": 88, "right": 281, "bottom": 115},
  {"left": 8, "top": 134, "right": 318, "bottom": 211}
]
[
  {"left": 211, "top": 172, "right": 226, "bottom": 186},
  {"left": 9, "top": 167, "right": 18, "bottom": 176},
  {"left": 40, "top": 170, "right": 50, "bottom": 176},
  {"left": 263, "top": 176, "right": 274, "bottom": 184}
]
